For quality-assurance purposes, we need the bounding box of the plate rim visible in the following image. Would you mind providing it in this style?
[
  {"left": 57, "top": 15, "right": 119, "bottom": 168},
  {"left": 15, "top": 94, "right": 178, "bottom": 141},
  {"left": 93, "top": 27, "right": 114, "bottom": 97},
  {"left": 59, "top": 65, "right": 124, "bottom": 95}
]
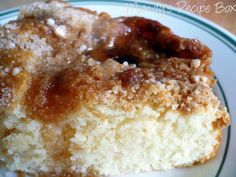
[{"left": 0, "top": 1, "right": 233, "bottom": 176}]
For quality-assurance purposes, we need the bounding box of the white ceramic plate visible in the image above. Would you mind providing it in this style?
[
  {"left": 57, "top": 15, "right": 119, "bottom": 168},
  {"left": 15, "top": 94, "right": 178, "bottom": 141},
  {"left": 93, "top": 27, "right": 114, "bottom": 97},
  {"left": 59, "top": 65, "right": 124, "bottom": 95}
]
[{"left": 0, "top": 0, "right": 235, "bottom": 177}]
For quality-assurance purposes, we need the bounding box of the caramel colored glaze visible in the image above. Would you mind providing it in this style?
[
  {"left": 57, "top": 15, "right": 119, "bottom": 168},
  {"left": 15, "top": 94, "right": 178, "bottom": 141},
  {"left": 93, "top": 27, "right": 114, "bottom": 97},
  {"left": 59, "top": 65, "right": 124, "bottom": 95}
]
[
  {"left": 87, "top": 17, "right": 211, "bottom": 65},
  {"left": 25, "top": 69, "right": 83, "bottom": 122},
  {"left": 118, "top": 68, "right": 150, "bottom": 87},
  {"left": 122, "top": 17, "right": 212, "bottom": 60}
]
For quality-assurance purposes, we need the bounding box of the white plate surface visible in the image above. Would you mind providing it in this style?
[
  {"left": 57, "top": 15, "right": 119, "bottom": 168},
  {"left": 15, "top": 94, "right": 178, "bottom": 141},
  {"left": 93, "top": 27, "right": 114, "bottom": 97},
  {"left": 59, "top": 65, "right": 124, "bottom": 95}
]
[{"left": 0, "top": 1, "right": 235, "bottom": 177}]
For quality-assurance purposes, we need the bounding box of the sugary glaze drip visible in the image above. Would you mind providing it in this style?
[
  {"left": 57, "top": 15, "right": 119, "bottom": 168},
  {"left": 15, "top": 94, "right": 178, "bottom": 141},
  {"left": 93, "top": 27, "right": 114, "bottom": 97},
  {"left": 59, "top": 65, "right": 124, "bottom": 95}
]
[
  {"left": 25, "top": 69, "right": 81, "bottom": 122},
  {"left": 87, "top": 17, "right": 211, "bottom": 65}
]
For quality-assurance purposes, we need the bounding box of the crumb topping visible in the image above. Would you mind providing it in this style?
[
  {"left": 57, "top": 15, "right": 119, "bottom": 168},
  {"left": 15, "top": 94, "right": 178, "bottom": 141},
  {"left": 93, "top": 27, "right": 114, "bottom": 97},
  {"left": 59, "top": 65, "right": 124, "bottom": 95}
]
[
  {"left": 0, "top": 0, "right": 222, "bottom": 121},
  {"left": 191, "top": 59, "right": 201, "bottom": 68},
  {"left": 11, "top": 67, "right": 21, "bottom": 76}
]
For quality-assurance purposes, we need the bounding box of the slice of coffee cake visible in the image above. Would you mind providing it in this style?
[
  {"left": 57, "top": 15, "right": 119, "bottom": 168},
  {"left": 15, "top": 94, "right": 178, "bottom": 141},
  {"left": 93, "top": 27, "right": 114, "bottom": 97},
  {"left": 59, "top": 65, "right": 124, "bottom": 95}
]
[{"left": 0, "top": 1, "right": 230, "bottom": 177}]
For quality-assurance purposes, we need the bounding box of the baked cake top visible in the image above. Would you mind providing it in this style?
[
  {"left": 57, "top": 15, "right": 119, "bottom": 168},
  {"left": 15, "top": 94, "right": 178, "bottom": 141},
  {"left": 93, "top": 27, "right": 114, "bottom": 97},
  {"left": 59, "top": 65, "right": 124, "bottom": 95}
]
[{"left": 0, "top": 1, "right": 229, "bottom": 126}]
